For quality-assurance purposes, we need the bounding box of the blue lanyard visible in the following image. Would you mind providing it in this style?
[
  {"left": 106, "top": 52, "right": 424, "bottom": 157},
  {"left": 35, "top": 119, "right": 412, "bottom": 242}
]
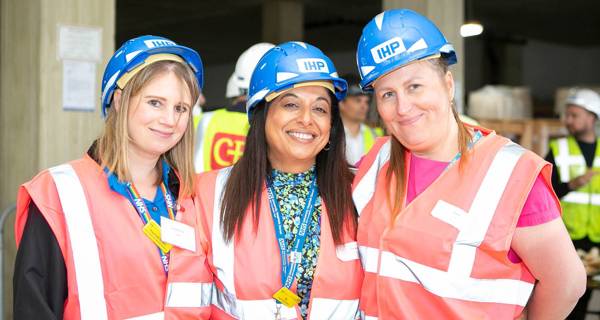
[
  {"left": 267, "top": 177, "right": 318, "bottom": 289},
  {"left": 445, "top": 130, "right": 483, "bottom": 170},
  {"left": 124, "top": 182, "right": 177, "bottom": 274}
]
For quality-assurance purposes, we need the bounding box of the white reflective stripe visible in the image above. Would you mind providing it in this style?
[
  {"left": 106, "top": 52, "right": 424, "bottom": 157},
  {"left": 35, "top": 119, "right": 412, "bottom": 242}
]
[
  {"left": 211, "top": 284, "right": 241, "bottom": 318},
  {"left": 309, "top": 298, "right": 359, "bottom": 319},
  {"left": 431, "top": 200, "right": 467, "bottom": 230},
  {"left": 358, "top": 245, "right": 379, "bottom": 273},
  {"left": 125, "top": 312, "right": 164, "bottom": 320},
  {"left": 336, "top": 241, "right": 360, "bottom": 261},
  {"left": 165, "top": 282, "right": 213, "bottom": 308},
  {"left": 353, "top": 141, "right": 390, "bottom": 216},
  {"left": 212, "top": 286, "right": 358, "bottom": 320},
  {"left": 554, "top": 138, "right": 585, "bottom": 183},
  {"left": 556, "top": 138, "right": 570, "bottom": 182},
  {"left": 377, "top": 143, "right": 534, "bottom": 306},
  {"left": 49, "top": 164, "right": 109, "bottom": 320},
  {"left": 379, "top": 251, "right": 533, "bottom": 306},
  {"left": 212, "top": 168, "right": 236, "bottom": 296},
  {"left": 194, "top": 111, "right": 217, "bottom": 173},
  {"left": 447, "top": 142, "right": 524, "bottom": 277},
  {"left": 360, "top": 310, "right": 378, "bottom": 320},
  {"left": 212, "top": 286, "right": 296, "bottom": 319},
  {"left": 562, "top": 191, "right": 600, "bottom": 206}
]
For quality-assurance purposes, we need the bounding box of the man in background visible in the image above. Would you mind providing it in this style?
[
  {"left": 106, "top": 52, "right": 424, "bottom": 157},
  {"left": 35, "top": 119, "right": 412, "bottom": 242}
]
[
  {"left": 194, "top": 43, "right": 274, "bottom": 172},
  {"left": 339, "top": 74, "right": 383, "bottom": 165},
  {"left": 546, "top": 88, "right": 600, "bottom": 319}
]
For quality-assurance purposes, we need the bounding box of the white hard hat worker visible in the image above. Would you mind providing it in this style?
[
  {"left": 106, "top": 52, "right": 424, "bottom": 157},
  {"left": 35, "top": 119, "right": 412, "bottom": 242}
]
[
  {"left": 563, "top": 88, "right": 600, "bottom": 147},
  {"left": 226, "top": 42, "right": 275, "bottom": 99},
  {"left": 566, "top": 88, "right": 600, "bottom": 118}
]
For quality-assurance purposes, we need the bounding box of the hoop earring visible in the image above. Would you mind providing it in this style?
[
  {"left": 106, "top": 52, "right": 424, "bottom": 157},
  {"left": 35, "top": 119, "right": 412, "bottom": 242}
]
[{"left": 323, "top": 141, "right": 331, "bottom": 151}]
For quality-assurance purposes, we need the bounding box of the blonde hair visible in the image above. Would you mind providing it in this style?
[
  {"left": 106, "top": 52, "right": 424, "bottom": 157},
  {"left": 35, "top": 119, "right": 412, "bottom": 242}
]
[
  {"left": 385, "top": 58, "right": 472, "bottom": 221},
  {"left": 97, "top": 60, "right": 199, "bottom": 196}
]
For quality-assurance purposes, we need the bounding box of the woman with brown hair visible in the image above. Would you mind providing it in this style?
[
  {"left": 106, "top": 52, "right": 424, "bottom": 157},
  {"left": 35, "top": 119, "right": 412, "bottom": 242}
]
[
  {"left": 13, "top": 35, "right": 210, "bottom": 319},
  {"left": 193, "top": 42, "right": 362, "bottom": 319},
  {"left": 354, "top": 9, "right": 586, "bottom": 320}
]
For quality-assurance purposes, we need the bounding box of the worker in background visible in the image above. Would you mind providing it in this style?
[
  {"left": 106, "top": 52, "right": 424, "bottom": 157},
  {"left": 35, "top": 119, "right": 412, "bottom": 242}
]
[
  {"left": 339, "top": 73, "right": 383, "bottom": 165},
  {"left": 13, "top": 35, "right": 209, "bottom": 319},
  {"left": 194, "top": 42, "right": 274, "bottom": 172},
  {"left": 546, "top": 88, "right": 600, "bottom": 319}
]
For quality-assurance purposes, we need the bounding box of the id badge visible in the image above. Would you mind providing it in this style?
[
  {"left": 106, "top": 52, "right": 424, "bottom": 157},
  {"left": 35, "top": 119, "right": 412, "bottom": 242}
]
[
  {"left": 142, "top": 220, "right": 173, "bottom": 254},
  {"left": 160, "top": 216, "right": 196, "bottom": 252},
  {"left": 273, "top": 287, "right": 301, "bottom": 308}
]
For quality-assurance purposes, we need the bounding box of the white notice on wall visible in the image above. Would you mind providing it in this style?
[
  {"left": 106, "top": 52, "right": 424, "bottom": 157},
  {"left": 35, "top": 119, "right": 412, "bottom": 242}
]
[
  {"left": 58, "top": 25, "right": 102, "bottom": 62},
  {"left": 63, "top": 60, "right": 96, "bottom": 111}
]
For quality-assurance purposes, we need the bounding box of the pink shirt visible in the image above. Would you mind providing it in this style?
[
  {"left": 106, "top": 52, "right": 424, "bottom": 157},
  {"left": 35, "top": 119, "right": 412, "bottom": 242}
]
[{"left": 406, "top": 153, "right": 560, "bottom": 263}]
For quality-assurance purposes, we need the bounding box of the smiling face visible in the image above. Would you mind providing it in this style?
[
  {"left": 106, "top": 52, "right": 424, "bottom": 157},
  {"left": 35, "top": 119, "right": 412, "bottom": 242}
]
[
  {"left": 373, "top": 60, "right": 455, "bottom": 156},
  {"left": 126, "top": 71, "right": 192, "bottom": 160},
  {"left": 265, "top": 85, "right": 332, "bottom": 173}
]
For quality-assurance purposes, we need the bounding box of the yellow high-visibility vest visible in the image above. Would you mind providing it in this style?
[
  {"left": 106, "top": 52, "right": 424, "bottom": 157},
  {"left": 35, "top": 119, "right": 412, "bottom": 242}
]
[
  {"left": 550, "top": 136, "right": 600, "bottom": 241},
  {"left": 194, "top": 109, "right": 249, "bottom": 173}
]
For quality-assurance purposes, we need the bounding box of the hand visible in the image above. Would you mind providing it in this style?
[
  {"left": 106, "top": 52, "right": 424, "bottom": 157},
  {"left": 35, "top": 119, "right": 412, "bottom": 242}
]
[{"left": 568, "top": 170, "right": 598, "bottom": 190}]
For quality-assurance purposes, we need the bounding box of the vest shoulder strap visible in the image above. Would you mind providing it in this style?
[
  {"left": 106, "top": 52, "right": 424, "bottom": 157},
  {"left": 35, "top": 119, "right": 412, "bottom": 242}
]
[{"left": 49, "top": 164, "right": 108, "bottom": 319}]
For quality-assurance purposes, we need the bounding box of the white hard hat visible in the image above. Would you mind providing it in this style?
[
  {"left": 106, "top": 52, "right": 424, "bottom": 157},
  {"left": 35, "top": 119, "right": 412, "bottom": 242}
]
[
  {"left": 229, "top": 43, "right": 275, "bottom": 98},
  {"left": 225, "top": 73, "right": 238, "bottom": 98},
  {"left": 566, "top": 88, "right": 600, "bottom": 118}
]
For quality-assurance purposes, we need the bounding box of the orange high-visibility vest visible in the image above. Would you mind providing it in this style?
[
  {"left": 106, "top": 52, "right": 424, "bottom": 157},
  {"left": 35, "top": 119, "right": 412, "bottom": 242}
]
[
  {"left": 194, "top": 168, "right": 363, "bottom": 319},
  {"left": 353, "top": 130, "right": 556, "bottom": 319},
  {"left": 15, "top": 155, "right": 211, "bottom": 320}
]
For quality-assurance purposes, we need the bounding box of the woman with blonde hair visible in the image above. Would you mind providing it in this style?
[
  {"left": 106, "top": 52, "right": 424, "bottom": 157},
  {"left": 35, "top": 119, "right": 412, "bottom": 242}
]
[
  {"left": 354, "top": 9, "right": 586, "bottom": 319},
  {"left": 13, "top": 35, "right": 210, "bottom": 319}
]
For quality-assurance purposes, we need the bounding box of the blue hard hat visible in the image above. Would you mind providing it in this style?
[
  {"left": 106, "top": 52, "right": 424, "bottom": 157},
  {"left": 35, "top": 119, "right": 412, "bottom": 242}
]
[
  {"left": 356, "top": 9, "right": 457, "bottom": 91},
  {"left": 100, "top": 35, "right": 204, "bottom": 117},
  {"left": 246, "top": 41, "right": 347, "bottom": 118}
]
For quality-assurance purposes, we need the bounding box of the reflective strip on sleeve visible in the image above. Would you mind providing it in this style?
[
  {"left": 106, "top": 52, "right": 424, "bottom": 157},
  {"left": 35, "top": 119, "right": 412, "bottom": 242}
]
[
  {"left": 353, "top": 141, "right": 390, "bottom": 216},
  {"left": 49, "top": 164, "right": 109, "bottom": 320},
  {"left": 165, "top": 282, "right": 213, "bottom": 308}
]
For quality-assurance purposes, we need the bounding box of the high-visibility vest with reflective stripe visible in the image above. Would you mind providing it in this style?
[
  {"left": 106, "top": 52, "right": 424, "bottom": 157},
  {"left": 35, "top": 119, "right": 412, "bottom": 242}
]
[
  {"left": 353, "top": 130, "right": 554, "bottom": 319},
  {"left": 194, "top": 109, "right": 249, "bottom": 173},
  {"left": 195, "top": 168, "right": 363, "bottom": 319},
  {"left": 549, "top": 136, "right": 600, "bottom": 241},
  {"left": 15, "top": 156, "right": 211, "bottom": 320}
]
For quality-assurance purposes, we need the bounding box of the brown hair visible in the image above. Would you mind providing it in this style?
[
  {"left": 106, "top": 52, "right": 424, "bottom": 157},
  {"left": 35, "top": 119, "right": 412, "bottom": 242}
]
[
  {"left": 385, "top": 58, "right": 472, "bottom": 220},
  {"left": 220, "top": 93, "right": 356, "bottom": 244},
  {"left": 97, "top": 60, "right": 199, "bottom": 196}
]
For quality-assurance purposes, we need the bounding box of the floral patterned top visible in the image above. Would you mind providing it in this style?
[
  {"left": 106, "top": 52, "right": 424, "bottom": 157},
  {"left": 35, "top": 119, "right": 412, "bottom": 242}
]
[{"left": 270, "top": 166, "right": 321, "bottom": 319}]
